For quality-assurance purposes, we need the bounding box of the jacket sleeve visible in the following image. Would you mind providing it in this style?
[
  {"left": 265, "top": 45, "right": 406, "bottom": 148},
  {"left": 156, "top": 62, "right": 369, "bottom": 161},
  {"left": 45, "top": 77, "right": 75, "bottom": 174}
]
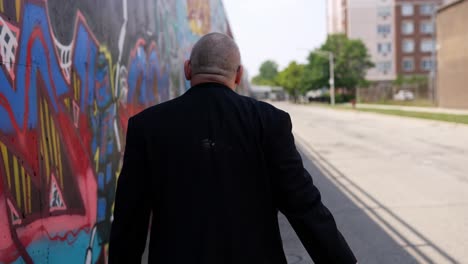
[
  {"left": 265, "top": 110, "right": 356, "bottom": 264},
  {"left": 108, "top": 117, "right": 151, "bottom": 263}
]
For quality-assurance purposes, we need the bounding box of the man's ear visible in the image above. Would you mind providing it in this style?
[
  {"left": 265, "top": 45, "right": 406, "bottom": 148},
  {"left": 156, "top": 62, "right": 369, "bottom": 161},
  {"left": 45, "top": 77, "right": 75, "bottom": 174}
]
[
  {"left": 234, "top": 65, "right": 243, "bottom": 85},
  {"left": 184, "top": 60, "right": 192, "bottom": 81}
]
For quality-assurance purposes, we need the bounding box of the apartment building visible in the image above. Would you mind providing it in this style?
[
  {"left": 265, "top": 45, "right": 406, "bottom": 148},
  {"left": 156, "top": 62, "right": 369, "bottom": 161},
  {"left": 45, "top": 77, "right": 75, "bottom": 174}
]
[
  {"left": 327, "top": 0, "right": 347, "bottom": 34},
  {"left": 395, "top": 0, "right": 442, "bottom": 77},
  {"left": 327, "top": 0, "right": 443, "bottom": 82}
]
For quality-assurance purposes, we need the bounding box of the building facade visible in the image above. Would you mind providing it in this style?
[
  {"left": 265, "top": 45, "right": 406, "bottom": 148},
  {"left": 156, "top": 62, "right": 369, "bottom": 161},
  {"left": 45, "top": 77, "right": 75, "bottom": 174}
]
[
  {"left": 327, "top": 0, "right": 347, "bottom": 34},
  {"left": 348, "top": 0, "right": 398, "bottom": 81},
  {"left": 436, "top": 0, "right": 468, "bottom": 109},
  {"left": 328, "top": 0, "right": 443, "bottom": 82},
  {"left": 395, "top": 0, "right": 442, "bottom": 78}
]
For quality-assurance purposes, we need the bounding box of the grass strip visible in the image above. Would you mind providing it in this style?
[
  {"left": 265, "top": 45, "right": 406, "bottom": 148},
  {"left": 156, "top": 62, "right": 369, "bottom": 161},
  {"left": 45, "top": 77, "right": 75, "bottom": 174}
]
[{"left": 356, "top": 108, "right": 468, "bottom": 125}]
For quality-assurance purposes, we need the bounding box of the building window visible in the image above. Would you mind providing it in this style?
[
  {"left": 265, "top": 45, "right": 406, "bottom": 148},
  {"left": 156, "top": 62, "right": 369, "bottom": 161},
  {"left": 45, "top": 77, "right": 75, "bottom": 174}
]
[
  {"left": 377, "top": 61, "right": 392, "bottom": 73},
  {"left": 420, "top": 4, "right": 435, "bottom": 15},
  {"left": 402, "top": 39, "right": 415, "bottom": 53},
  {"left": 378, "top": 6, "right": 392, "bottom": 18},
  {"left": 420, "top": 21, "right": 434, "bottom": 34},
  {"left": 377, "top": 24, "right": 391, "bottom": 36},
  {"left": 402, "top": 21, "right": 414, "bottom": 35},
  {"left": 378, "top": 43, "right": 392, "bottom": 54},
  {"left": 402, "top": 58, "right": 414, "bottom": 72},
  {"left": 401, "top": 4, "right": 414, "bottom": 16},
  {"left": 421, "top": 39, "right": 435, "bottom": 52},
  {"left": 421, "top": 58, "right": 434, "bottom": 71}
]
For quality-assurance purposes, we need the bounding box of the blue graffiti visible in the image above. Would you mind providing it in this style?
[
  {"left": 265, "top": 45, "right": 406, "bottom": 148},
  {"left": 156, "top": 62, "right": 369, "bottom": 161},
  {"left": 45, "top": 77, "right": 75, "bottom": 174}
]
[{"left": 0, "top": 4, "right": 69, "bottom": 132}]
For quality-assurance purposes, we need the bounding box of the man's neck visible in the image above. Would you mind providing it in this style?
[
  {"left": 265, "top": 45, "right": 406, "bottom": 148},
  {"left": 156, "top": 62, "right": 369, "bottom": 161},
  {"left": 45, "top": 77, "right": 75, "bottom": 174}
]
[{"left": 190, "top": 74, "right": 235, "bottom": 90}]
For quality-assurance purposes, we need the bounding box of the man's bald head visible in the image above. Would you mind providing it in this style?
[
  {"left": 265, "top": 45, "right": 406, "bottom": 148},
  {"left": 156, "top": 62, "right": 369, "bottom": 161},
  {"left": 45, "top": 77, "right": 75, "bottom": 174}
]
[{"left": 189, "top": 32, "right": 241, "bottom": 80}]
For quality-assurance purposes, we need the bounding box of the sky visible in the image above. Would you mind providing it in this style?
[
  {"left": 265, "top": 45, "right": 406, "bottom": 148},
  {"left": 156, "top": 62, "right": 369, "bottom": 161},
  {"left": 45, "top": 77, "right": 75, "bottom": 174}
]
[{"left": 222, "top": 0, "right": 327, "bottom": 78}]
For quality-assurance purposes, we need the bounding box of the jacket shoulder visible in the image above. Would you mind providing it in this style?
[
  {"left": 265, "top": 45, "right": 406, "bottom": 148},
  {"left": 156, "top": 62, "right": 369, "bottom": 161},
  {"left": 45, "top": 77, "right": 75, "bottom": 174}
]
[
  {"left": 236, "top": 94, "right": 288, "bottom": 116},
  {"left": 253, "top": 100, "right": 290, "bottom": 122},
  {"left": 235, "top": 96, "right": 291, "bottom": 135},
  {"left": 130, "top": 96, "right": 183, "bottom": 123}
]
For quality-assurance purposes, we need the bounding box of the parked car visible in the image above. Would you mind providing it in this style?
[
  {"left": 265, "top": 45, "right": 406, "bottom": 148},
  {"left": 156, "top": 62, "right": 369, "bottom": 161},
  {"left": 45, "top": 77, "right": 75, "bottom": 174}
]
[
  {"left": 306, "top": 88, "right": 329, "bottom": 102},
  {"left": 393, "top": 90, "right": 415, "bottom": 101}
]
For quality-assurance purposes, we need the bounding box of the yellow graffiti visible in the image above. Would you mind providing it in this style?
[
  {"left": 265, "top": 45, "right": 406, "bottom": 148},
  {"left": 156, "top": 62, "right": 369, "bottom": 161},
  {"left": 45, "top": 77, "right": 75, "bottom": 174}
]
[
  {"left": 50, "top": 114, "right": 63, "bottom": 188},
  {"left": 13, "top": 157, "right": 21, "bottom": 209},
  {"left": 0, "top": 142, "right": 11, "bottom": 189},
  {"left": 0, "top": 0, "right": 4, "bottom": 13},
  {"left": 27, "top": 174, "right": 31, "bottom": 213},
  {"left": 73, "top": 73, "right": 77, "bottom": 100},
  {"left": 39, "top": 99, "right": 65, "bottom": 188},
  {"left": 64, "top": 98, "right": 70, "bottom": 111},
  {"left": 73, "top": 72, "right": 81, "bottom": 102},
  {"left": 58, "top": 135, "right": 63, "bottom": 185},
  {"left": 15, "top": 0, "right": 20, "bottom": 21},
  {"left": 57, "top": 141, "right": 63, "bottom": 189},
  {"left": 40, "top": 100, "right": 50, "bottom": 181},
  {"left": 93, "top": 101, "right": 98, "bottom": 116},
  {"left": 187, "top": 0, "right": 211, "bottom": 35},
  {"left": 21, "top": 166, "right": 27, "bottom": 213},
  {"left": 50, "top": 115, "right": 57, "bottom": 169},
  {"left": 94, "top": 148, "right": 100, "bottom": 172}
]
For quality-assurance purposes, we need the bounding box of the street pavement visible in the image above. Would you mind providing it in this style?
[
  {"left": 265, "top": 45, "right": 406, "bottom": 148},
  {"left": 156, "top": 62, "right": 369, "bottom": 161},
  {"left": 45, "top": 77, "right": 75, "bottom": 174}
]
[{"left": 274, "top": 102, "right": 468, "bottom": 264}]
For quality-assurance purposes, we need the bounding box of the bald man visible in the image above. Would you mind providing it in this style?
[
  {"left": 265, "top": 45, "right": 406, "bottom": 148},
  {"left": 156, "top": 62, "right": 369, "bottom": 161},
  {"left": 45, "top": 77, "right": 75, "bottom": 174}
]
[{"left": 109, "top": 33, "right": 356, "bottom": 264}]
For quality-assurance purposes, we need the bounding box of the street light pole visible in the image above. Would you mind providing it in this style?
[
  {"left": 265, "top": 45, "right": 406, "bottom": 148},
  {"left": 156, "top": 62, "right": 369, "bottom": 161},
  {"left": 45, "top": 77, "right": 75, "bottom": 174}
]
[{"left": 311, "top": 50, "right": 336, "bottom": 105}]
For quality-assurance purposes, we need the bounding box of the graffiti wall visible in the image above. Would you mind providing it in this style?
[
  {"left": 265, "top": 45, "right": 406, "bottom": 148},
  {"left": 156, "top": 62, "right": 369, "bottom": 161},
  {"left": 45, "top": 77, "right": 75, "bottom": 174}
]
[{"left": 0, "top": 0, "right": 243, "bottom": 263}]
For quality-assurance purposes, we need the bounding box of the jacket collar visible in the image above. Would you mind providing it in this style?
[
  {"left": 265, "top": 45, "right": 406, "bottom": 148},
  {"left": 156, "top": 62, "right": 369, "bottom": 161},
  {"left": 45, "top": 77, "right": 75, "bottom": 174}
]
[{"left": 186, "top": 82, "right": 234, "bottom": 94}]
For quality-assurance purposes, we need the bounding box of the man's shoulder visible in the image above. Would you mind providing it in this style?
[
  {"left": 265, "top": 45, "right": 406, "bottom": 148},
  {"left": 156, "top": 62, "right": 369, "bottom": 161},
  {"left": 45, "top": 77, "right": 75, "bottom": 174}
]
[
  {"left": 235, "top": 94, "right": 288, "bottom": 116},
  {"left": 234, "top": 96, "right": 291, "bottom": 133},
  {"left": 130, "top": 96, "right": 183, "bottom": 124},
  {"left": 253, "top": 100, "right": 290, "bottom": 121}
]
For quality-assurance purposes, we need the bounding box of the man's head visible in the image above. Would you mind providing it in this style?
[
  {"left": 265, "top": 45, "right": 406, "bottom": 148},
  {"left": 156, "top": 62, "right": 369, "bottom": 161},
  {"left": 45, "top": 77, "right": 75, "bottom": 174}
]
[{"left": 184, "top": 32, "right": 243, "bottom": 89}]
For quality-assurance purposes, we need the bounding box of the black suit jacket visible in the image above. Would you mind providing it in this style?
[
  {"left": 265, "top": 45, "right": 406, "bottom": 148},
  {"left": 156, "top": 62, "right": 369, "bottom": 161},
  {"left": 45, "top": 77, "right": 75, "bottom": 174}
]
[{"left": 109, "top": 83, "right": 356, "bottom": 264}]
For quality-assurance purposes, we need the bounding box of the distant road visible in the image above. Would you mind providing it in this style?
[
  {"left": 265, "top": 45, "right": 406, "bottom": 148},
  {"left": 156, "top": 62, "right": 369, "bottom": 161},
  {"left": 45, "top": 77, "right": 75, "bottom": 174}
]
[{"left": 274, "top": 102, "right": 468, "bottom": 264}]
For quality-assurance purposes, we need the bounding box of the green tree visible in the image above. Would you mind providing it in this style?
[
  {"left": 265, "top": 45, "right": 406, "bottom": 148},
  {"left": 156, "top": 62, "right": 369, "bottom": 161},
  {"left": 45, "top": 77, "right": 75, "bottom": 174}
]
[
  {"left": 303, "top": 34, "right": 374, "bottom": 93},
  {"left": 302, "top": 53, "right": 329, "bottom": 91},
  {"left": 394, "top": 75, "right": 428, "bottom": 87},
  {"left": 276, "top": 61, "right": 305, "bottom": 102},
  {"left": 251, "top": 60, "right": 279, "bottom": 85}
]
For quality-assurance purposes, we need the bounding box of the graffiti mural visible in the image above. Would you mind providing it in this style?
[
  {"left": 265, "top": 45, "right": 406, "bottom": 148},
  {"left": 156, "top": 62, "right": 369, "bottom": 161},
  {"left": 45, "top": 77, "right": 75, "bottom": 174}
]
[{"left": 0, "top": 0, "right": 244, "bottom": 263}]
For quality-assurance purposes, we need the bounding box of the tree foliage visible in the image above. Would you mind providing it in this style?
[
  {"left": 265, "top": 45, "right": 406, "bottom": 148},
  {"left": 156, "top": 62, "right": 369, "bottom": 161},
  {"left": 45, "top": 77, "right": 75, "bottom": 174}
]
[
  {"left": 394, "top": 75, "right": 428, "bottom": 86},
  {"left": 250, "top": 34, "right": 373, "bottom": 104},
  {"left": 303, "top": 34, "right": 374, "bottom": 92},
  {"left": 276, "top": 61, "right": 306, "bottom": 101},
  {"left": 302, "top": 53, "right": 329, "bottom": 92},
  {"left": 251, "top": 60, "right": 279, "bottom": 86}
]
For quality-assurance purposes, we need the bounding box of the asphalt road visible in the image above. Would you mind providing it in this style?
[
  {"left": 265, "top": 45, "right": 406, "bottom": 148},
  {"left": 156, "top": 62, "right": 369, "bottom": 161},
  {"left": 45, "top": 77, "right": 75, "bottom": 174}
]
[
  {"left": 274, "top": 102, "right": 468, "bottom": 264},
  {"left": 279, "top": 146, "right": 420, "bottom": 264}
]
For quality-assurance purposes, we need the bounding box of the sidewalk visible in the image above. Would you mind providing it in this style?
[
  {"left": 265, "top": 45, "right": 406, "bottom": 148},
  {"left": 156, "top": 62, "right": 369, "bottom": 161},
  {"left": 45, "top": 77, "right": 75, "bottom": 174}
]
[{"left": 353, "top": 103, "right": 468, "bottom": 115}]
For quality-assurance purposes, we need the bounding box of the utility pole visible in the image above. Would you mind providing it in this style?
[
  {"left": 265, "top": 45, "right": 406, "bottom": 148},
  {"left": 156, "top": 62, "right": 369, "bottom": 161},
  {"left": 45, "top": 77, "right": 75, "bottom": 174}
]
[
  {"left": 329, "top": 52, "right": 335, "bottom": 106},
  {"left": 313, "top": 50, "right": 336, "bottom": 106}
]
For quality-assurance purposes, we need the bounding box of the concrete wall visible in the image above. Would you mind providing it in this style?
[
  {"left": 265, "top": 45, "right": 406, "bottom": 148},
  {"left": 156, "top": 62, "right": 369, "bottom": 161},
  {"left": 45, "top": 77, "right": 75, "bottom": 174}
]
[
  {"left": 0, "top": 0, "right": 241, "bottom": 263},
  {"left": 436, "top": 0, "right": 468, "bottom": 109}
]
